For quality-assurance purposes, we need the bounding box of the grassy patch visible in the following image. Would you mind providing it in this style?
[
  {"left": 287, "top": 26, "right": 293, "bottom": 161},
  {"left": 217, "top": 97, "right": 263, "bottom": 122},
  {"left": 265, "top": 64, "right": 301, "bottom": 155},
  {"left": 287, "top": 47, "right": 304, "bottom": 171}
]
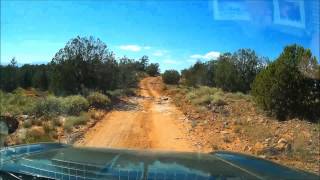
[
  {"left": 0, "top": 90, "right": 38, "bottom": 116},
  {"left": 107, "top": 88, "right": 136, "bottom": 98},
  {"left": 64, "top": 112, "right": 90, "bottom": 132},
  {"left": 289, "top": 131, "right": 313, "bottom": 161},
  {"left": 33, "top": 96, "right": 64, "bottom": 117},
  {"left": 62, "top": 95, "right": 89, "bottom": 115},
  {"left": 240, "top": 121, "right": 273, "bottom": 142},
  {"left": 22, "top": 126, "right": 54, "bottom": 144},
  {"left": 186, "top": 86, "right": 226, "bottom": 106},
  {"left": 87, "top": 92, "right": 111, "bottom": 109}
]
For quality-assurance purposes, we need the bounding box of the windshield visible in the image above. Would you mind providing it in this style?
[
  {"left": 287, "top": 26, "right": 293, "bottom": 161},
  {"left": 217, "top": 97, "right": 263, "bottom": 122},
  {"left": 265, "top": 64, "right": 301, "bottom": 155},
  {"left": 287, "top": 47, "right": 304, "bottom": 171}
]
[{"left": 1, "top": 0, "right": 319, "bottom": 178}]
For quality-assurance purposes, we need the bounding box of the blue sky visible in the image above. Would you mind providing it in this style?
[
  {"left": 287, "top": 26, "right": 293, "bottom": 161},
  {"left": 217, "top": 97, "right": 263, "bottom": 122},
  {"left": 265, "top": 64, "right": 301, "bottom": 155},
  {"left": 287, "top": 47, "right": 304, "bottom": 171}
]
[{"left": 1, "top": 0, "right": 319, "bottom": 71}]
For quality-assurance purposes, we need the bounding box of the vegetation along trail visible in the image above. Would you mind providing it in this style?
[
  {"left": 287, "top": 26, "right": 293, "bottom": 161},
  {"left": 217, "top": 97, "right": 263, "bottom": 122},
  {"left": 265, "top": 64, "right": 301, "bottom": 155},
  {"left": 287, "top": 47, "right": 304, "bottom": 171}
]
[{"left": 76, "top": 77, "right": 196, "bottom": 152}]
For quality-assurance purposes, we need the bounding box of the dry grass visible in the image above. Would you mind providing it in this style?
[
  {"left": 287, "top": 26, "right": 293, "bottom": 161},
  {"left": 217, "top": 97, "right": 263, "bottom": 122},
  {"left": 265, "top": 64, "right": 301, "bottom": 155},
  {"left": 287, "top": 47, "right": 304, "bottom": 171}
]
[
  {"left": 241, "top": 122, "right": 273, "bottom": 142},
  {"left": 64, "top": 112, "right": 90, "bottom": 132}
]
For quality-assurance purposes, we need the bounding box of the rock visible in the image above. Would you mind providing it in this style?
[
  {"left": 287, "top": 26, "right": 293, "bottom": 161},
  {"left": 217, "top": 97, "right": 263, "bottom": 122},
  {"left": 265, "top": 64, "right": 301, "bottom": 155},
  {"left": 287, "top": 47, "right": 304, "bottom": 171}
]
[
  {"left": 277, "top": 138, "right": 287, "bottom": 144},
  {"left": 162, "top": 97, "right": 169, "bottom": 101},
  {"left": 21, "top": 115, "right": 29, "bottom": 119},
  {"left": 17, "top": 128, "right": 27, "bottom": 140},
  {"left": 220, "top": 130, "right": 229, "bottom": 135},
  {"left": 243, "top": 145, "right": 250, "bottom": 151},
  {"left": 259, "top": 155, "right": 267, "bottom": 159},
  {"left": 193, "top": 114, "right": 200, "bottom": 119},
  {"left": 17, "top": 115, "right": 29, "bottom": 121},
  {"left": 265, "top": 138, "right": 271, "bottom": 143},
  {"left": 253, "top": 142, "right": 266, "bottom": 154},
  {"left": 274, "top": 138, "right": 291, "bottom": 152},
  {"left": 0, "top": 115, "right": 19, "bottom": 134},
  {"left": 29, "top": 126, "right": 45, "bottom": 137},
  {"left": 275, "top": 143, "right": 286, "bottom": 151}
]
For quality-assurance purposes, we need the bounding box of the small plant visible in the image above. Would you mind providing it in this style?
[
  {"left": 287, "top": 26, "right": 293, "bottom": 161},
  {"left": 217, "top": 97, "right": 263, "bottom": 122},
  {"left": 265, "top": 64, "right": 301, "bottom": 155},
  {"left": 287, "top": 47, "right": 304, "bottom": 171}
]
[
  {"left": 33, "top": 96, "right": 64, "bottom": 117},
  {"left": 64, "top": 112, "right": 89, "bottom": 132},
  {"left": 89, "top": 110, "right": 104, "bottom": 120},
  {"left": 22, "top": 120, "right": 32, "bottom": 128},
  {"left": 62, "top": 95, "right": 89, "bottom": 115},
  {"left": 108, "top": 88, "right": 135, "bottom": 98},
  {"left": 186, "top": 86, "right": 226, "bottom": 106},
  {"left": 87, "top": 92, "right": 111, "bottom": 109},
  {"left": 43, "top": 122, "right": 54, "bottom": 134},
  {"left": 0, "top": 90, "right": 38, "bottom": 116},
  {"left": 233, "top": 126, "right": 241, "bottom": 133},
  {"left": 52, "top": 117, "right": 63, "bottom": 127},
  {"left": 211, "top": 92, "right": 227, "bottom": 106},
  {"left": 22, "top": 126, "right": 53, "bottom": 144}
]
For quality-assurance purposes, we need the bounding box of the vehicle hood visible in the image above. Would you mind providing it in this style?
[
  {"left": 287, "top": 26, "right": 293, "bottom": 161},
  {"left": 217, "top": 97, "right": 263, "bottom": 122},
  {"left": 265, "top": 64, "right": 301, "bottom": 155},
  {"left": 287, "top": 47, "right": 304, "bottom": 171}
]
[{"left": 0, "top": 143, "right": 318, "bottom": 180}]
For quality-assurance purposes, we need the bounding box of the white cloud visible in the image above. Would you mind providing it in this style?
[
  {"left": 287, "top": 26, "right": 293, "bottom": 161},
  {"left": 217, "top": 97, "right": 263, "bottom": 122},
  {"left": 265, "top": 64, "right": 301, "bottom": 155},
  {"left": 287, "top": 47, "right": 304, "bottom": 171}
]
[
  {"left": 152, "top": 50, "right": 168, "bottom": 57},
  {"left": 190, "top": 51, "right": 220, "bottom": 60},
  {"left": 119, "top": 45, "right": 151, "bottom": 52},
  {"left": 190, "top": 54, "right": 204, "bottom": 59},
  {"left": 119, "top": 45, "right": 141, "bottom": 52}
]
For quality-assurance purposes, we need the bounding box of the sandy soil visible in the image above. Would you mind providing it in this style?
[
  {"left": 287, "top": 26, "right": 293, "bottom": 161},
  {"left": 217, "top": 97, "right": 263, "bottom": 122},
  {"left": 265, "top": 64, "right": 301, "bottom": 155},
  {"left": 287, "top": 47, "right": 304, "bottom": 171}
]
[{"left": 76, "top": 77, "right": 196, "bottom": 152}]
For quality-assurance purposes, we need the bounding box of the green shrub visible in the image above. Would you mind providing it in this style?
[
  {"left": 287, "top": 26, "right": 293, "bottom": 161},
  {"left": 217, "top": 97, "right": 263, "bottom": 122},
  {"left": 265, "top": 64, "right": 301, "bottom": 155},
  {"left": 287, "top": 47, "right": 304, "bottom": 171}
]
[
  {"left": 186, "top": 86, "right": 220, "bottom": 100},
  {"left": 62, "top": 95, "right": 89, "bottom": 115},
  {"left": 87, "top": 92, "right": 111, "bottom": 108},
  {"left": 123, "top": 88, "right": 136, "bottom": 96},
  {"left": 23, "top": 128, "right": 53, "bottom": 144},
  {"left": 211, "top": 92, "right": 227, "bottom": 106},
  {"left": 22, "top": 120, "right": 32, "bottom": 128},
  {"left": 107, "top": 88, "right": 136, "bottom": 98},
  {"left": 162, "top": 70, "right": 180, "bottom": 84},
  {"left": 33, "top": 96, "right": 64, "bottom": 117},
  {"left": 43, "top": 122, "right": 54, "bottom": 134},
  {"left": 186, "top": 86, "right": 225, "bottom": 106},
  {"left": 191, "top": 94, "right": 213, "bottom": 105},
  {"left": 64, "top": 112, "right": 89, "bottom": 132},
  {"left": 146, "top": 63, "right": 160, "bottom": 76},
  {"left": 0, "top": 90, "right": 38, "bottom": 116},
  {"left": 252, "top": 44, "right": 320, "bottom": 120}
]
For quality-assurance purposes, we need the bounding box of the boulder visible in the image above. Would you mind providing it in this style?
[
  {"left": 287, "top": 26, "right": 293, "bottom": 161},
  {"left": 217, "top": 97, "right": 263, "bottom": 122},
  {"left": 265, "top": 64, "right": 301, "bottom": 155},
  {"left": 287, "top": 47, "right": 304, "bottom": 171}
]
[
  {"left": 0, "top": 115, "right": 19, "bottom": 134},
  {"left": 274, "top": 138, "right": 291, "bottom": 152},
  {"left": 253, "top": 142, "right": 266, "bottom": 155}
]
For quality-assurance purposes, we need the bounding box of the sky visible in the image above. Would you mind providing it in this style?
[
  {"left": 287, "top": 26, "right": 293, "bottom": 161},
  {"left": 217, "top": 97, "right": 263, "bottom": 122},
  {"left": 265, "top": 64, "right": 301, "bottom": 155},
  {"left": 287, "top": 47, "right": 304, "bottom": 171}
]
[{"left": 1, "top": 0, "right": 319, "bottom": 71}]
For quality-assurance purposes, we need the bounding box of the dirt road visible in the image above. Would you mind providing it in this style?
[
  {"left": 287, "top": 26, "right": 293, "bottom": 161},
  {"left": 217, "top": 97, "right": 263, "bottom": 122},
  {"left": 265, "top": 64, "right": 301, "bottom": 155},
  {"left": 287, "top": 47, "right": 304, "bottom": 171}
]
[{"left": 76, "top": 77, "right": 196, "bottom": 152}]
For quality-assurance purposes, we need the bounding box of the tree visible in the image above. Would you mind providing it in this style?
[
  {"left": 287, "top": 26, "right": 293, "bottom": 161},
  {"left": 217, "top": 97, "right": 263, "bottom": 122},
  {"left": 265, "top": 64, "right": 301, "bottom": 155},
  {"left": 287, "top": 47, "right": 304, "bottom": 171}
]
[
  {"left": 232, "top": 49, "right": 265, "bottom": 92},
  {"left": 117, "top": 57, "right": 138, "bottom": 88},
  {"left": 50, "top": 36, "right": 113, "bottom": 94},
  {"left": 0, "top": 57, "right": 19, "bottom": 91},
  {"left": 146, "top": 63, "right": 160, "bottom": 76},
  {"left": 136, "top": 55, "right": 149, "bottom": 71},
  {"left": 162, "top": 70, "right": 180, "bottom": 84},
  {"left": 32, "top": 65, "right": 49, "bottom": 90},
  {"left": 181, "top": 61, "right": 209, "bottom": 87},
  {"left": 18, "top": 64, "right": 36, "bottom": 89},
  {"left": 214, "top": 53, "right": 241, "bottom": 92},
  {"left": 252, "top": 44, "right": 320, "bottom": 121}
]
